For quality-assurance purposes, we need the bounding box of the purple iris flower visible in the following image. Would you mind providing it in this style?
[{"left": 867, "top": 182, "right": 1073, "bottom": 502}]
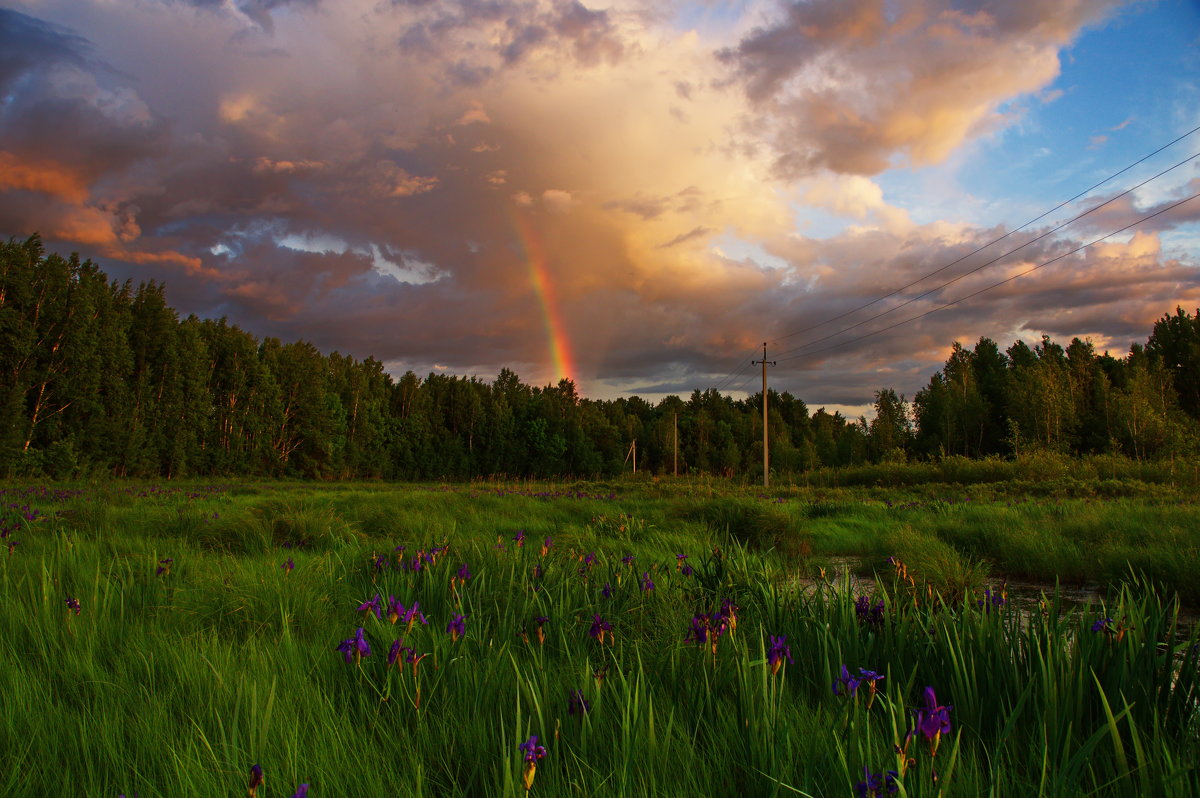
[
  {"left": 403, "top": 602, "right": 428, "bottom": 629},
  {"left": 65, "top": 597, "right": 81, "bottom": 615},
  {"left": 1092, "top": 617, "right": 1113, "bottom": 633},
  {"left": 335, "top": 627, "right": 371, "bottom": 663},
  {"left": 589, "top": 614, "right": 612, "bottom": 644},
  {"left": 855, "top": 767, "right": 898, "bottom": 797},
  {"left": 248, "top": 764, "right": 264, "bottom": 797},
  {"left": 767, "top": 635, "right": 793, "bottom": 675},
  {"left": 387, "top": 596, "right": 404, "bottom": 624},
  {"left": 977, "top": 588, "right": 1005, "bottom": 611},
  {"left": 601, "top": 582, "right": 613, "bottom": 599},
  {"left": 681, "top": 563, "right": 693, "bottom": 577},
  {"left": 685, "top": 615, "right": 709, "bottom": 645},
  {"left": 568, "top": 689, "right": 590, "bottom": 716},
  {"left": 387, "top": 639, "right": 403, "bottom": 666},
  {"left": 447, "top": 613, "right": 466, "bottom": 640},
  {"left": 855, "top": 596, "right": 885, "bottom": 626},
  {"left": 621, "top": 554, "right": 635, "bottom": 568},
  {"left": 282, "top": 558, "right": 294, "bottom": 574},
  {"left": 833, "top": 664, "right": 860, "bottom": 697},
  {"left": 640, "top": 572, "right": 654, "bottom": 592},
  {"left": 513, "top": 530, "right": 526, "bottom": 547},
  {"left": 518, "top": 735, "right": 547, "bottom": 763},
  {"left": 532, "top": 615, "right": 549, "bottom": 645},
  {"left": 155, "top": 558, "right": 173, "bottom": 576},
  {"left": 914, "top": 686, "right": 952, "bottom": 754},
  {"left": 357, "top": 594, "right": 382, "bottom": 620},
  {"left": 456, "top": 563, "right": 472, "bottom": 581},
  {"left": 289, "top": 786, "right": 309, "bottom": 798}
]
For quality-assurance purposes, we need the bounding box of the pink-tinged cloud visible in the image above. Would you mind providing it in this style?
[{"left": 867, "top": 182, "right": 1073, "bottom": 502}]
[{"left": 0, "top": 0, "right": 1194, "bottom": 408}]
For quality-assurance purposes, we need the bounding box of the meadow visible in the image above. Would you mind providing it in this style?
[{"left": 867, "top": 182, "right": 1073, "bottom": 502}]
[{"left": 1, "top": 477, "right": 1198, "bottom": 796}]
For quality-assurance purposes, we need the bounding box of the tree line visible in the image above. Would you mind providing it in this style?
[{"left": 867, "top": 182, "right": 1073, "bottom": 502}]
[{"left": 2, "top": 235, "right": 1197, "bottom": 479}]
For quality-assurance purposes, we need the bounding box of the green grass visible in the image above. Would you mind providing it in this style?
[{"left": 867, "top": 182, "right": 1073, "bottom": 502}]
[{"left": 0, "top": 479, "right": 1198, "bottom": 796}]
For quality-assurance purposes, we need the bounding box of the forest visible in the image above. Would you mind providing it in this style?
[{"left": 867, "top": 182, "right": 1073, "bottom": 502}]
[{"left": 2, "top": 234, "right": 1198, "bottom": 480}]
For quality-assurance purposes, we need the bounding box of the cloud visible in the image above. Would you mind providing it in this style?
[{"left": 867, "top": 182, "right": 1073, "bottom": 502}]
[
  {"left": 0, "top": 0, "right": 1194, "bottom": 410},
  {"left": 719, "top": 0, "right": 1122, "bottom": 176}
]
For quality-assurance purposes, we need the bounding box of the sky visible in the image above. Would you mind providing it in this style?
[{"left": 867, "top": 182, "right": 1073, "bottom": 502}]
[{"left": 2, "top": 0, "right": 1198, "bottom": 415}]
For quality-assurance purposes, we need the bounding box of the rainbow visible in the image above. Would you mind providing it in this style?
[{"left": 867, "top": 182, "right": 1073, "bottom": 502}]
[{"left": 511, "top": 211, "right": 576, "bottom": 384}]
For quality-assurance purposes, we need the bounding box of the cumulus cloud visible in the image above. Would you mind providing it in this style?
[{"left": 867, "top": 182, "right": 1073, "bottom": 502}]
[
  {"left": 0, "top": 0, "right": 1195, "bottom": 408},
  {"left": 719, "top": 0, "right": 1122, "bottom": 177}
]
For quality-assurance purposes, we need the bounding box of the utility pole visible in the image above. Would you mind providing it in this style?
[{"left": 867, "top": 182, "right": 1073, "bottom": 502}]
[
  {"left": 752, "top": 342, "right": 776, "bottom": 489},
  {"left": 673, "top": 412, "right": 678, "bottom": 477},
  {"left": 625, "top": 439, "right": 637, "bottom": 474}
]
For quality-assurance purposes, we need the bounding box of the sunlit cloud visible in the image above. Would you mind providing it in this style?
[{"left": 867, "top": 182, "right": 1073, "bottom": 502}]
[{"left": 0, "top": 0, "right": 1196, "bottom": 406}]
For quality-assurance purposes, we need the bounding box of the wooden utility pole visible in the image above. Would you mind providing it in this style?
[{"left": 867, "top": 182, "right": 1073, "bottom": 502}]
[
  {"left": 625, "top": 440, "right": 637, "bottom": 474},
  {"left": 673, "top": 412, "right": 678, "bottom": 477},
  {"left": 752, "top": 343, "right": 776, "bottom": 489}
]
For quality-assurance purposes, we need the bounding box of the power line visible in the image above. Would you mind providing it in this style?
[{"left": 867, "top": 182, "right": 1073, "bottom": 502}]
[
  {"left": 770, "top": 149, "right": 1200, "bottom": 361},
  {"left": 709, "top": 345, "right": 761, "bottom": 393},
  {"left": 766, "top": 123, "right": 1200, "bottom": 347},
  {"left": 775, "top": 190, "right": 1200, "bottom": 364}
]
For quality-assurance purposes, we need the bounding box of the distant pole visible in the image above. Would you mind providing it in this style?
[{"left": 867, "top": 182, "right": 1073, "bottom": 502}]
[
  {"left": 752, "top": 343, "right": 776, "bottom": 489},
  {"left": 673, "top": 412, "right": 678, "bottom": 477}
]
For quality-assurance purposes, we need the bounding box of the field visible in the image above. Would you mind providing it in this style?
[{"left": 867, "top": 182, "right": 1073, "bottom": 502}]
[{"left": 2, "top": 478, "right": 1198, "bottom": 796}]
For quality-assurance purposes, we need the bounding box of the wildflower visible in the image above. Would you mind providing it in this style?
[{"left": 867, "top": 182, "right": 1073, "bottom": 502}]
[
  {"left": 533, "top": 615, "right": 549, "bottom": 645},
  {"left": 1091, "top": 617, "right": 1113, "bottom": 633},
  {"left": 719, "top": 599, "right": 739, "bottom": 632},
  {"left": 977, "top": 587, "right": 1005, "bottom": 612},
  {"left": 676, "top": 553, "right": 688, "bottom": 572},
  {"left": 387, "top": 639, "right": 404, "bottom": 668},
  {"left": 65, "top": 597, "right": 81, "bottom": 616},
  {"left": 593, "top": 665, "right": 607, "bottom": 688},
  {"left": 357, "top": 594, "right": 382, "bottom": 620},
  {"left": 532, "top": 563, "right": 544, "bottom": 581},
  {"left": 447, "top": 613, "right": 466, "bottom": 642},
  {"left": 282, "top": 558, "right": 294, "bottom": 574},
  {"left": 568, "top": 688, "right": 590, "bottom": 716},
  {"left": 855, "top": 767, "right": 898, "bottom": 797},
  {"left": 518, "top": 735, "right": 547, "bottom": 791},
  {"left": 601, "top": 582, "right": 613, "bottom": 599},
  {"left": 387, "top": 596, "right": 404, "bottom": 624},
  {"left": 155, "top": 558, "right": 173, "bottom": 577},
  {"left": 248, "top": 764, "right": 264, "bottom": 798},
  {"left": 767, "top": 635, "right": 792, "bottom": 676},
  {"left": 621, "top": 553, "right": 635, "bottom": 569},
  {"left": 514, "top": 530, "right": 526, "bottom": 547},
  {"left": 290, "top": 785, "right": 309, "bottom": 798},
  {"left": 403, "top": 602, "right": 428, "bottom": 632},
  {"left": 833, "top": 664, "right": 860, "bottom": 697},
  {"left": 335, "top": 627, "right": 371, "bottom": 664},
  {"left": 451, "top": 563, "right": 472, "bottom": 592},
  {"left": 540, "top": 537, "right": 552, "bottom": 556},
  {"left": 588, "top": 614, "right": 612, "bottom": 645},
  {"left": 913, "top": 686, "right": 952, "bottom": 756},
  {"left": 855, "top": 596, "right": 884, "bottom": 626},
  {"left": 640, "top": 572, "right": 655, "bottom": 592},
  {"left": 684, "top": 614, "right": 709, "bottom": 646},
  {"left": 681, "top": 563, "right": 693, "bottom": 577}
]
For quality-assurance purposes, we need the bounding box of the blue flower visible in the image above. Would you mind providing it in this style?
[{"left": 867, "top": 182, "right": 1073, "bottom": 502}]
[
  {"left": 335, "top": 627, "right": 371, "bottom": 664},
  {"left": 767, "top": 635, "right": 792, "bottom": 675}
]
